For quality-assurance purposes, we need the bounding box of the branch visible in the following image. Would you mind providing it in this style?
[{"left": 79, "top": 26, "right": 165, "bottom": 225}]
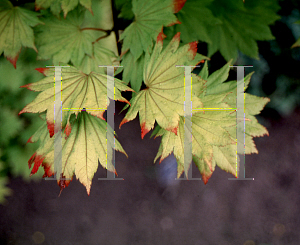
[{"left": 81, "top": 27, "right": 112, "bottom": 33}]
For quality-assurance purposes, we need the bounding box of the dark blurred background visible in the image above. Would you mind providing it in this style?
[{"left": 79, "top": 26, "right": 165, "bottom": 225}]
[{"left": 0, "top": 0, "right": 300, "bottom": 244}]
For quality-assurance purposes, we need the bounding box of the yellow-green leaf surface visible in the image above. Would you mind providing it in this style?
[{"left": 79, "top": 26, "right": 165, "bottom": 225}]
[
  {"left": 0, "top": 0, "right": 43, "bottom": 68},
  {"left": 119, "top": 0, "right": 179, "bottom": 61},
  {"left": 35, "top": 0, "right": 92, "bottom": 17},
  {"left": 153, "top": 93, "right": 237, "bottom": 184},
  {"left": 27, "top": 112, "right": 127, "bottom": 195},
  {"left": 119, "top": 32, "right": 208, "bottom": 139},
  {"left": 19, "top": 64, "right": 134, "bottom": 137},
  {"left": 201, "top": 60, "right": 270, "bottom": 153},
  {"left": 152, "top": 60, "right": 270, "bottom": 184},
  {"left": 35, "top": 7, "right": 98, "bottom": 67}
]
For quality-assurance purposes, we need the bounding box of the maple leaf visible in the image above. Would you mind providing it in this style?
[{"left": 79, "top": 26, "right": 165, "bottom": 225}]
[
  {"left": 34, "top": 7, "right": 101, "bottom": 67},
  {"left": 119, "top": 0, "right": 182, "bottom": 61},
  {"left": 27, "top": 112, "right": 127, "bottom": 195},
  {"left": 79, "top": 41, "right": 118, "bottom": 74},
  {"left": 206, "top": 0, "right": 280, "bottom": 61},
  {"left": 119, "top": 32, "right": 209, "bottom": 139},
  {"left": 19, "top": 64, "right": 134, "bottom": 137},
  {"left": 171, "top": 0, "right": 222, "bottom": 44},
  {"left": 151, "top": 60, "right": 270, "bottom": 184},
  {"left": 35, "top": 0, "right": 93, "bottom": 18},
  {"left": 114, "top": 0, "right": 134, "bottom": 20},
  {"left": 200, "top": 60, "right": 270, "bottom": 154},
  {"left": 0, "top": 0, "right": 43, "bottom": 68},
  {"left": 119, "top": 50, "right": 145, "bottom": 92}
]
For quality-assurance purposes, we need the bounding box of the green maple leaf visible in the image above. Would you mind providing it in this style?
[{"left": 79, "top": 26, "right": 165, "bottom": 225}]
[
  {"left": 206, "top": 0, "right": 281, "bottom": 61},
  {"left": 114, "top": 0, "right": 134, "bottom": 20},
  {"left": 119, "top": 50, "right": 145, "bottom": 92},
  {"left": 19, "top": 64, "right": 134, "bottom": 137},
  {"left": 35, "top": 7, "right": 101, "bottom": 67},
  {"left": 35, "top": 0, "right": 92, "bottom": 18},
  {"left": 151, "top": 60, "right": 270, "bottom": 184},
  {"left": 27, "top": 112, "right": 127, "bottom": 195},
  {"left": 0, "top": 0, "right": 43, "bottom": 68},
  {"left": 171, "top": 0, "right": 222, "bottom": 44},
  {"left": 119, "top": 32, "right": 208, "bottom": 139},
  {"left": 119, "top": 0, "right": 180, "bottom": 61},
  {"left": 79, "top": 41, "right": 118, "bottom": 74}
]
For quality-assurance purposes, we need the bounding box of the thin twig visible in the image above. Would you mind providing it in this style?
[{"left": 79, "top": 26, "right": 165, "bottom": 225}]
[{"left": 81, "top": 27, "right": 111, "bottom": 32}]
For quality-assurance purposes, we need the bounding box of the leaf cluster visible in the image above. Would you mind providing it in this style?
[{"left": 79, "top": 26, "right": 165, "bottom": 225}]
[{"left": 0, "top": 0, "right": 279, "bottom": 198}]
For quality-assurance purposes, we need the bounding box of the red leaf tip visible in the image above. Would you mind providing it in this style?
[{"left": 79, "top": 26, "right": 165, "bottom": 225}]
[
  {"left": 64, "top": 123, "right": 72, "bottom": 137},
  {"left": 157, "top": 28, "right": 167, "bottom": 44},
  {"left": 20, "top": 83, "right": 34, "bottom": 91},
  {"left": 28, "top": 152, "right": 37, "bottom": 169},
  {"left": 30, "top": 154, "right": 45, "bottom": 176},
  {"left": 201, "top": 172, "right": 212, "bottom": 185},
  {"left": 42, "top": 162, "right": 54, "bottom": 178},
  {"left": 188, "top": 41, "right": 198, "bottom": 59},
  {"left": 166, "top": 124, "right": 178, "bottom": 136},
  {"left": 141, "top": 122, "right": 151, "bottom": 139},
  {"left": 6, "top": 53, "right": 20, "bottom": 69},
  {"left": 18, "top": 108, "right": 25, "bottom": 116},
  {"left": 57, "top": 174, "right": 72, "bottom": 196},
  {"left": 173, "top": 0, "right": 187, "bottom": 13},
  {"left": 35, "top": 67, "right": 49, "bottom": 76},
  {"left": 35, "top": 3, "right": 41, "bottom": 11},
  {"left": 26, "top": 136, "right": 33, "bottom": 144},
  {"left": 119, "top": 118, "right": 129, "bottom": 129},
  {"left": 173, "top": 32, "right": 181, "bottom": 42},
  {"left": 47, "top": 121, "right": 54, "bottom": 138}
]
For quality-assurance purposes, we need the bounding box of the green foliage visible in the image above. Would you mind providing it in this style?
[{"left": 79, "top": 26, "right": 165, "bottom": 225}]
[
  {"left": 35, "top": 7, "right": 96, "bottom": 67},
  {"left": 206, "top": 0, "right": 281, "bottom": 61},
  {"left": 35, "top": 0, "right": 92, "bottom": 18},
  {"left": 0, "top": 48, "right": 50, "bottom": 204},
  {"left": 113, "top": 0, "right": 133, "bottom": 19},
  {"left": 164, "top": 0, "right": 281, "bottom": 62},
  {"left": 170, "top": 0, "right": 222, "bottom": 44},
  {"left": 19, "top": 64, "right": 134, "bottom": 133},
  {"left": 119, "top": 32, "right": 208, "bottom": 138},
  {"left": 0, "top": 0, "right": 42, "bottom": 68},
  {"left": 0, "top": 0, "right": 280, "bottom": 199}
]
